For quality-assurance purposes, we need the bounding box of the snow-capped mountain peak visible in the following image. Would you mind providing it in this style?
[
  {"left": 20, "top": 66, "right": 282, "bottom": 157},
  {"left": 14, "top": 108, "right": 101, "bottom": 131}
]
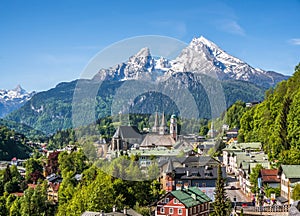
[
  {"left": 93, "top": 36, "right": 289, "bottom": 87},
  {"left": 13, "top": 84, "right": 27, "bottom": 94},
  {"left": 0, "top": 85, "right": 35, "bottom": 117},
  {"left": 127, "top": 47, "right": 154, "bottom": 71}
]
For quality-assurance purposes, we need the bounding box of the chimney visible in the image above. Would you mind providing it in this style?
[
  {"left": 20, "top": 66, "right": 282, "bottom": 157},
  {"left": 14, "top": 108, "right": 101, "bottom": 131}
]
[
  {"left": 184, "top": 182, "right": 189, "bottom": 189},
  {"left": 123, "top": 207, "right": 127, "bottom": 215},
  {"left": 191, "top": 193, "right": 196, "bottom": 200},
  {"left": 113, "top": 205, "right": 116, "bottom": 212}
]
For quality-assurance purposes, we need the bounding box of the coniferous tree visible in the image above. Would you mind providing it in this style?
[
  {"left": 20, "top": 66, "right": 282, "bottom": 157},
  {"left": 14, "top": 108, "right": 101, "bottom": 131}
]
[{"left": 213, "top": 165, "right": 231, "bottom": 216}]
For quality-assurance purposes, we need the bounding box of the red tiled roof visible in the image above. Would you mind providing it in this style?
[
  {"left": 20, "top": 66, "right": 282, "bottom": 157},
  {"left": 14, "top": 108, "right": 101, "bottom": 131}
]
[
  {"left": 48, "top": 182, "right": 60, "bottom": 192},
  {"left": 12, "top": 192, "right": 24, "bottom": 197},
  {"left": 261, "top": 169, "right": 280, "bottom": 183},
  {"left": 28, "top": 184, "right": 37, "bottom": 189}
]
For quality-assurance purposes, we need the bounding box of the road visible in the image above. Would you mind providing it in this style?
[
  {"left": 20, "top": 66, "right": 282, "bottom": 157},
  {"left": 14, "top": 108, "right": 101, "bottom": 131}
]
[{"left": 226, "top": 175, "right": 253, "bottom": 207}]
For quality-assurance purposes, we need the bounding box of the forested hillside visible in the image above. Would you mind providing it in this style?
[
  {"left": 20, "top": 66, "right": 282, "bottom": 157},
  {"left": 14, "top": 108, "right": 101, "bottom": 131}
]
[
  {"left": 6, "top": 78, "right": 265, "bottom": 135},
  {"left": 239, "top": 63, "right": 300, "bottom": 164},
  {"left": 0, "top": 126, "right": 32, "bottom": 160}
]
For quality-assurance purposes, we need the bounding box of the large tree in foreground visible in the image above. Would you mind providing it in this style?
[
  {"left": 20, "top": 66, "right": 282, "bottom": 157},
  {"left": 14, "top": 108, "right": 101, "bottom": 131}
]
[{"left": 213, "top": 165, "right": 232, "bottom": 216}]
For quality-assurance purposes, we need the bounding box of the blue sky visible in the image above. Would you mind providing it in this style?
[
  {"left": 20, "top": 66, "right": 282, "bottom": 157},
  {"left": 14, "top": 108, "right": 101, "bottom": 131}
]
[{"left": 1, "top": 0, "right": 300, "bottom": 92}]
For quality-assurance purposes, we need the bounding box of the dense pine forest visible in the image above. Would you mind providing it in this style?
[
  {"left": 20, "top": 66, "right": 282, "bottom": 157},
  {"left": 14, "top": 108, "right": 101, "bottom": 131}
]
[{"left": 238, "top": 63, "right": 300, "bottom": 165}]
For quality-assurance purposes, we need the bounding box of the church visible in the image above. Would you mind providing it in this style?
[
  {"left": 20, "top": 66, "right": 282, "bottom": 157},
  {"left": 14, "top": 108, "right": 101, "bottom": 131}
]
[
  {"left": 111, "top": 112, "right": 178, "bottom": 151},
  {"left": 139, "top": 112, "right": 178, "bottom": 149}
]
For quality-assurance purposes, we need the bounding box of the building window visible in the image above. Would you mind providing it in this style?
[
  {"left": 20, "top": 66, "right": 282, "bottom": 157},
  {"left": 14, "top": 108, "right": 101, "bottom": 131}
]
[
  {"left": 178, "top": 209, "right": 182, "bottom": 215},
  {"left": 169, "top": 208, "right": 173, "bottom": 214},
  {"left": 161, "top": 207, "right": 164, "bottom": 213},
  {"left": 202, "top": 182, "right": 206, "bottom": 187},
  {"left": 165, "top": 198, "right": 169, "bottom": 203},
  {"left": 174, "top": 198, "right": 178, "bottom": 204}
]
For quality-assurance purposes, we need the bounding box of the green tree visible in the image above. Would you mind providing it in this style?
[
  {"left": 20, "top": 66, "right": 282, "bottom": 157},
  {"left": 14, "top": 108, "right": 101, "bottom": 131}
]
[
  {"left": 0, "top": 195, "right": 8, "bottom": 216},
  {"left": 213, "top": 165, "right": 231, "bottom": 216},
  {"left": 19, "top": 182, "right": 52, "bottom": 216},
  {"left": 3, "top": 164, "right": 12, "bottom": 183},
  {"left": 224, "top": 100, "right": 246, "bottom": 129},
  {"left": 25, "top": 158, "right": 43, "bottom": 183},
  {"left": 292, "top": 183, "right": 300, "bottom": 201},
  {"left": 249, "top": 164, "right": 263, "bottom": 194},
  {"left": 9, "top": 197, "right": 22, "bottom": 216}
]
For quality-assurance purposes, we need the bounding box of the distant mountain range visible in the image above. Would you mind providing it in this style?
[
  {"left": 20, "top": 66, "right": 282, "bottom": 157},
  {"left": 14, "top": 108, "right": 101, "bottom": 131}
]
[
  {"left": 94, "top": 36, "right": 289, "bottom": 88},
  {"left": 0, "top": 85, "right": 35, "bottom": 117},
  {"left": 4, "top": 36, "right": 289, "bottom": 134}
]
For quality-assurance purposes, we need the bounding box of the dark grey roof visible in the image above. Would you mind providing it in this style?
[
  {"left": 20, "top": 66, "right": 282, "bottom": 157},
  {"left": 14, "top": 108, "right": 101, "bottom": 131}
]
[
  {"left": 174, "top": 166, "right": 226, "bottom": 180},
  {"left": 165, "top": 158, "right": 174, "bottom": 174},
  {"left": 113, "top": 126, "right": 142, "bottom": 139},
  {"left": 158, "top": 157, "right": 186, "bottom": 168},
  {"left": 46, "top": 173, "right": 62, "bottom": 183},
  {"left": 276, "top": 196, "right": 288, "bottom": 203},
  {"left": 183, "top": 156, "right": 220, "bottom": 167}
]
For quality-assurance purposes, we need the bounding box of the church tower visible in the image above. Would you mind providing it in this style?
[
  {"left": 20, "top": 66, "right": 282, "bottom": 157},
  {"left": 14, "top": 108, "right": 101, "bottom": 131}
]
[
  {"left": 159, "top": 112, "right": 167, "bottom": 135},
  {"left": 152, "top": 112, "right": 159, "bottom": 133},
  {"left": 163, "top": 158, "right": 175, "bottom": 192},
  {"left": 209, "top": 121, "right": 215, "bottom": 138},
  {"left": 170, "top": 114, "right": 177, "bottom": 141}
]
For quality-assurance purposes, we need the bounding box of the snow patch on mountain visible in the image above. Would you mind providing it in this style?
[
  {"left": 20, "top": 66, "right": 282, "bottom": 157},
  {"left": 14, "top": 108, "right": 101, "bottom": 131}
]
[
  {"left": 0, "top": 85, "right": 35, "bottom": 117},
  {"left": 93, "top": 36, "right": 289, "bottom": 88}
]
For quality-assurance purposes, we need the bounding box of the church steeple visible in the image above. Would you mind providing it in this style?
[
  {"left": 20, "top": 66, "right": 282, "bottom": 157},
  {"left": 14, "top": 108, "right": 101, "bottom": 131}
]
[
  {"left": 159, "top": 112, "right": 167, "bottom": 135},
  {"left": 170, "top": 114, "right": 177, "bottom": 141},
  {"left": 152, "top": 112, "right": 159, "bottom": 133}
]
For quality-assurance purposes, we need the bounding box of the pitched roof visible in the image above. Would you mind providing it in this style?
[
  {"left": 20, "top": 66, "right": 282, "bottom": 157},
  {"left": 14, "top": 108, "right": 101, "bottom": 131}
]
[
  {"left": 260, "top": 169, "right": 280, "bottom": 183},
  {"left": 165, "top": 157, "right": 174, "bottom": 174},
  {"left": 174, "top": 166, "right": 226, "bottom": 180},
  {"left": 281, "top": 165, "right": 300, "bottom": 179},
  {"left": 113, "top": 126, "right": 142, "bottom": 139},
  {"left": 171, "top": 187, "right": 211, "bottom": 208},
  {"left": 140, "top": 134, "right": 175, "bottom": 148},
  {"left": 183, "top": 156, "right": 220, "bottom": 167}
]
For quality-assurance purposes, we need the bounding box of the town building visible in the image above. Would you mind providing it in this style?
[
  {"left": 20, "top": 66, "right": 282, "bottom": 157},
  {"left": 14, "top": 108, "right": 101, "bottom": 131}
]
[
  {"left": 278, "top": 165, "right": 300, "bottom": 204},
  {"left": 160, "top": 156, "right": 223, "bottom": 201},
  {"left": 140, "top": 112, "right": 178, "bottom": 149},
  {"left": 259, "top": 169, "right": 280, "bottom": 203},
  {"left": 155, "top": 187, "right": 211, "bottom": 216},
  {"left": 111, "top": 126, "right": 143, "bottom": 151},
  {"left": 259, "top": 169, "right": 280, "bottom": 189},
  {"left": 222, "top": 142, "right": 263, "bottom": 174},
  {"left": 225, "top": 128, "right": 239, "bottom": 141},
  {"left": 46, "top": 173, "right": 62, "bottom": 202}
]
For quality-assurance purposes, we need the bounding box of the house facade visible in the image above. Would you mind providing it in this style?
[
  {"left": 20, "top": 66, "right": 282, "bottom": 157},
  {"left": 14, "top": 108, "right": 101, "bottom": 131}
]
[
  {"left": 155, "top": 187, "right": 211, "bottom": 216},
  {"left": 160, "top": 156, "right": 223, "bottom": 201},
  {"left": 279, "top": 165, "right": 300, "bottom": 204}
]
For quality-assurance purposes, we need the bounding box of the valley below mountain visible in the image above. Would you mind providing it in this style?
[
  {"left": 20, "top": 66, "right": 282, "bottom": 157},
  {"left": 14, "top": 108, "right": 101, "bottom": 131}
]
[{"left": 4, "top": 36, "right": 289, "bottom": 134}]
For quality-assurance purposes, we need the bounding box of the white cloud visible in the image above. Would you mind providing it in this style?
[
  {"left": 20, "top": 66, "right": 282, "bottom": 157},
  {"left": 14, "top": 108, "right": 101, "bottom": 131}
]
[
  {"left": 288, "top": 38, "right": 300, "bottom": 45},
  {"left": 218, "top": 20, "right": 245, "bottom": 36}
]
